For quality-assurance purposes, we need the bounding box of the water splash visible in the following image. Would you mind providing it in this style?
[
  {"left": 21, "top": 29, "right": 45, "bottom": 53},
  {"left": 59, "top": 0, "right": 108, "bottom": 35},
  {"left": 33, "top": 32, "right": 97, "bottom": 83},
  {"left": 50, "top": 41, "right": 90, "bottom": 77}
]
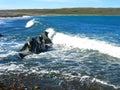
[
  {"left": 25, "top": 19, "right": 35, "bottom": 28},
  {"left": 25, "top": 19, "right": 42, "bottom": 28},
  {"left": 45, "top": 28, "right": 56, "bottom": 39}
]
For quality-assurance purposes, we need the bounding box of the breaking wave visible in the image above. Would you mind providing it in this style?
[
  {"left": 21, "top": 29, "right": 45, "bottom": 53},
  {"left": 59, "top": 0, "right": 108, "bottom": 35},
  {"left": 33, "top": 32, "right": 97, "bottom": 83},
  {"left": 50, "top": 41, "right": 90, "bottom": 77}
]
[
  {"left": 25, "top": 19, "right": 35, "bottom": 28},
  {"left": 25, "top": 19, "right": 42, "bottom": 28},
  {"left": 46, "top": 28, "right": 120, "bottom": 58}
]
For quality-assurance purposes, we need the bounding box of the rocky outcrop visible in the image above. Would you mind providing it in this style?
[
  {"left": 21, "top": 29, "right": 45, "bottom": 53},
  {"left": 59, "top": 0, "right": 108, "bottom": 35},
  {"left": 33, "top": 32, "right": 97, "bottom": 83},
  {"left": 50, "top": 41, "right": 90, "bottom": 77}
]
[{"left": 17, "top": 31, "right": 52, "bottom": 58}]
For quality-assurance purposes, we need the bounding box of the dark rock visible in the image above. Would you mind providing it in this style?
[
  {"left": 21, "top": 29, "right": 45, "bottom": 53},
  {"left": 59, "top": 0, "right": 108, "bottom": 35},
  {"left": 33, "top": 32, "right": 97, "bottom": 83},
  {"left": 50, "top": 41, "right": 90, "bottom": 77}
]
[
  {"left": 34, "top": 86, "right": 41, "bottom": 90},
  {"left": 0, "top": 34, "right": 3, "bottom": 37},
  {"left": 18, "top": 31, "right": 53, "bottom": 58},
  {"left": 17, "top": 53, "right": 27, "bottom": 59}
]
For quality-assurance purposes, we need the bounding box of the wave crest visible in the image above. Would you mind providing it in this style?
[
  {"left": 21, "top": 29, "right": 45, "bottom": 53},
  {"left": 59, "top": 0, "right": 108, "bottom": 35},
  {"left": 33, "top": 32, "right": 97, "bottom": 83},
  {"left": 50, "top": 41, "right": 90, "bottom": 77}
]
[
  {"left": 25, "top": 19, "right": 42, "bottom": 28},
  {"left": 52, "top": 31, "right": 120, "bottom": 58}
]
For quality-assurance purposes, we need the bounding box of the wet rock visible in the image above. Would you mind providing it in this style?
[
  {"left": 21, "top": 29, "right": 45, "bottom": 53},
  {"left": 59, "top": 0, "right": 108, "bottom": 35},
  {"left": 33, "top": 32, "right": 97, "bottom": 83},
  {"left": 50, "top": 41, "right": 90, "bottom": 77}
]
[
  {"left": 18, "top": 31, "right": 53, "bottom": 59},
  {"left": 0, "top": 34, "right": 3, "bottom": 37},
  {"left": 34, "top": 86, "right": 40, "bottom": 90},
  {"left": 0, "top": 82, "right": 6, "bottom": 90},
  {"left": 0, "top": 73, "right": 119, "bottom": 90}
]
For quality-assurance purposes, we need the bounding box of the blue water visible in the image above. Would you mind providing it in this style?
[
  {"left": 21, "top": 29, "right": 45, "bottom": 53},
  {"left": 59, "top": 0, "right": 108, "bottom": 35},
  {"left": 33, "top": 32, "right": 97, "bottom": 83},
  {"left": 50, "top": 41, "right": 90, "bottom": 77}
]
[{"left": 0, "top": 16, "right": 120, "bottom": 89}]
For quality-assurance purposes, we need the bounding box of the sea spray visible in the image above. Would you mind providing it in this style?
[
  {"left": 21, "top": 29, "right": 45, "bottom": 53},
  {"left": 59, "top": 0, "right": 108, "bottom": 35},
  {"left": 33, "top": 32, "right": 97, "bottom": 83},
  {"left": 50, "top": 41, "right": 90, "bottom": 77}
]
[
  {"left": 25, "top": 19, "right": 42, "bottom": 28},
  {"left": 45, "top": 28, "right": 56, "bottom": 39},
  {"left": 25, "top": 19, "right": 35, "bottom": 28}
]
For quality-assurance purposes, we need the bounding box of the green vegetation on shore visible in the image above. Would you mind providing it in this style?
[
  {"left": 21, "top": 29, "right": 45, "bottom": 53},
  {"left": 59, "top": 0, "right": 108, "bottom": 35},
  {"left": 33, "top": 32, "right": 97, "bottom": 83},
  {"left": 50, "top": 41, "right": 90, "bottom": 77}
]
[{"left": 0, "top": 8, "right": 120, "bottom": 17}]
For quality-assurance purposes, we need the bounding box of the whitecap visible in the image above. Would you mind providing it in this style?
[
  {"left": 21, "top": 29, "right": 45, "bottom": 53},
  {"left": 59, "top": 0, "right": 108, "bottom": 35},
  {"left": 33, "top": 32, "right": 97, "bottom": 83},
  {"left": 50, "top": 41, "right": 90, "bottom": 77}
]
[
  {"left": 52, "top": 31, "right": 120, "bottom": 58},
  {"left": 25, "top": 19, "right": 42, "bottom": 28}
]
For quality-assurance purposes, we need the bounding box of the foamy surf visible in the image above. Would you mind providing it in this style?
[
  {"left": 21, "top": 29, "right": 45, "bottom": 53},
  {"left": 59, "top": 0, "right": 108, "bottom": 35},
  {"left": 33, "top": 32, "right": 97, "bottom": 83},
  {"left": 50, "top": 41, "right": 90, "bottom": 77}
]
[
  {"left": 0, "top": 20, "right": 5, "bottom": 25},
  {"left": 25, "top": 19, "right": 42, "bottom": 28},
  {"left": 0, "top": 41, "right": 24, "bottom": 58},
  {"left": 46, "top": 28, "right": 120, "bottom": 58},
  {"left": 25, "top": 19, "right": 35, "bottom": 28},
  {"left": 80, "top": 75, "right": 120, "bottom": 89},
  {"left": 22, "top": 15, "right": 31, "bottom": 18},
  {"left": 0, "top": 16, "right": 31, "bottom": 20},
  {"left": 0, "top": 62, "right": 119, "bottom": 89}
]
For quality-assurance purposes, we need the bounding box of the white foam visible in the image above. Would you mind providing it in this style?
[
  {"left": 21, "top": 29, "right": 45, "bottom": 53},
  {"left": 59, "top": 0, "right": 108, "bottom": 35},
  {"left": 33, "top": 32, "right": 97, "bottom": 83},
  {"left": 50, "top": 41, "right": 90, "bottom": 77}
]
[
  {"left": 52, "top": 32, "right": 120, "bottom": 58},
  {"left": 25, "top": 19, "right": 42, "bottom": 28},
  {"left": 0, "top": 51, "right": 17, "bottom": 58},
  {"left": 45, "top": 28, "right": 56, "bottom": 39},
  {"left": 0, "top": 64, "right": 24, "bottom": 71},
  {"left": 0, "top": 20, "right": 5, "bottom": 25},
  {"left": 94, "top": 79, "right": 120, "bottom": 89},
  {"left": 0, "top": 16, "right": 31, "bottom": 20},
  {"left": 80, "top": 75, "right": 120, "bottom": 89},
  {"left": 0, "top": 41, "right": 24, "bottom": 58},
  {"left": 22, "top": 15, "right": 31, "bottom": 18},
  {"left": 25, "top": 19, "right": 35, "bottom": 28}
]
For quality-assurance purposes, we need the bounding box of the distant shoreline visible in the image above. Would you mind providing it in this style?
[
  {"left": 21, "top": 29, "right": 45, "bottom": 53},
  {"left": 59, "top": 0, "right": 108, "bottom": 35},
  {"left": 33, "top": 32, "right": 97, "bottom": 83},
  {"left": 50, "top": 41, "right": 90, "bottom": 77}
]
[
  {"left": 0, "top": 8, "right": 120, "bottom": 17},
  {"left": 0, "top": 14, "right": 120, "bottom": 18}
]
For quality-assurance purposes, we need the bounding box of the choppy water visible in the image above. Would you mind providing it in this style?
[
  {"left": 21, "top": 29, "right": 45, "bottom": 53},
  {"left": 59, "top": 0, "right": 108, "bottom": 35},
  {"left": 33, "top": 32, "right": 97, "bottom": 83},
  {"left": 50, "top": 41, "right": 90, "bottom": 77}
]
[{"left": 0, "top": 16, "right": 120, "bottom": 90}]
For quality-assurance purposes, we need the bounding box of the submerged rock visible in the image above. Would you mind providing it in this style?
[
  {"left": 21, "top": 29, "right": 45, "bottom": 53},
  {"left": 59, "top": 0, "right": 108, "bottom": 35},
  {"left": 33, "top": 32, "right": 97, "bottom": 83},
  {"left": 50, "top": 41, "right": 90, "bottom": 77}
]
[
  {"left": 0, "top": 34, "right": 3, "bottom": 37},
  {"left": 0, "top": 73, "right": 118, "bottom": 90},
  {"left": 34, "top": 86, "right": 41, "bottom": 90}
]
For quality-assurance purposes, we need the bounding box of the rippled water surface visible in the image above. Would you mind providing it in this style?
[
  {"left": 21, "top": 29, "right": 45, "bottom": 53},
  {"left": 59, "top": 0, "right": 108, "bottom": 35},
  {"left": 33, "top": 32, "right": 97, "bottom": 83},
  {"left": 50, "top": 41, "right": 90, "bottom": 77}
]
[{"left": 0, "top": 16, "right": 120, "bottom": 90}]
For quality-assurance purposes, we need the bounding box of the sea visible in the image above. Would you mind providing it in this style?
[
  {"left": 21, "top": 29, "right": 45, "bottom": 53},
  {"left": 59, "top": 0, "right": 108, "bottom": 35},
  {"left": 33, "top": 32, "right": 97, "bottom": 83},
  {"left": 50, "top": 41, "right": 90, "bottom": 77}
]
[{"left": 0, "top": 16, "right": 120, "bottom": 90}]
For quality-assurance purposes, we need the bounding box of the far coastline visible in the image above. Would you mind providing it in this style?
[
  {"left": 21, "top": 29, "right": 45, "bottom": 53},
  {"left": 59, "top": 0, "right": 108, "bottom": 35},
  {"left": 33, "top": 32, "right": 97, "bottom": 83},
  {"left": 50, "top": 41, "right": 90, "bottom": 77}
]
[{"left": 0, "top": 8, "right": 120, "bottom": 17}]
